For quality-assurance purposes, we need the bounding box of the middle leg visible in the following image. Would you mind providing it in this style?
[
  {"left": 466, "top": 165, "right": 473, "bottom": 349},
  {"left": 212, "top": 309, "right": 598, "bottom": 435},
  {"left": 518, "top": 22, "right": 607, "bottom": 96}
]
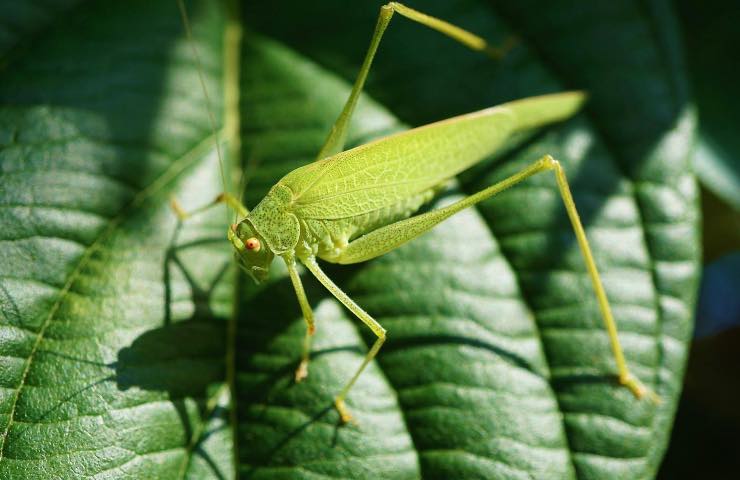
[
  {"left": 283, "top": 254, "right": 316, "bottom": 382},
  {"left": 301, "top": 255, "right": 386, "bottom": 423}
]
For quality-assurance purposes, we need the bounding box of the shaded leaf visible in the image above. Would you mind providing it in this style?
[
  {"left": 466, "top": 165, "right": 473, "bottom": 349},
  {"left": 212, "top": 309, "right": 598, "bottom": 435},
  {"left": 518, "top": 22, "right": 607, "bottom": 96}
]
[{"left": 694, "top": 253, "right": 740, "bottom": 338}]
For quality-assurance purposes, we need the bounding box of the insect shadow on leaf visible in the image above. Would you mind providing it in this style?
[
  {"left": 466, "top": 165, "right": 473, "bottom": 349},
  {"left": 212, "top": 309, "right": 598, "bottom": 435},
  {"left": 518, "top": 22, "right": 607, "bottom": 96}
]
[{"left": 117, "top": 221, "right": 230, "bottom": 478}]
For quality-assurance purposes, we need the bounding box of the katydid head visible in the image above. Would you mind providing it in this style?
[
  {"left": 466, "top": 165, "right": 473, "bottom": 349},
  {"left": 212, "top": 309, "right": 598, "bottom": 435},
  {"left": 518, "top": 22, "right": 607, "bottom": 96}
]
[{"left": 229, "top": 220, "right": 274, "bottom": 284}]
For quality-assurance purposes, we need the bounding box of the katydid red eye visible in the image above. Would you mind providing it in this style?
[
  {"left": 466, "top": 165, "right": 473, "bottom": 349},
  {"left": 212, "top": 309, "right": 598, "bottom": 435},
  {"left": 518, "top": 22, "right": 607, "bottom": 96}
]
[{"left": 245, "top": 237, "right": 261, "bottom": 251}]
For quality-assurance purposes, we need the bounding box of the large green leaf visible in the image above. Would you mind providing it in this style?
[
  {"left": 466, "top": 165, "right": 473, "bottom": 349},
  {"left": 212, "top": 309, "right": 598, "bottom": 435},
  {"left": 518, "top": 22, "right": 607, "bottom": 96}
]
[{"left": 0, "top": 1, "right": 699, "bottom": 479}]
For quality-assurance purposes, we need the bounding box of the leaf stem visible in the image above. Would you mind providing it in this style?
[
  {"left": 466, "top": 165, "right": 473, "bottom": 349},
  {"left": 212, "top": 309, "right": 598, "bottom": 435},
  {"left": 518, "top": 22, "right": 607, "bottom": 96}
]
[{"left": 223, "top": 0, "right": 242, "bottom": 474}]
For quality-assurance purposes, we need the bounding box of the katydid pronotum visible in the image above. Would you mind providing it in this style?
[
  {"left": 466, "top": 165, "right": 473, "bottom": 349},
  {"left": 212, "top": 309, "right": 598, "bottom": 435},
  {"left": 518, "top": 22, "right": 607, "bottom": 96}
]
[{"left": 173, "top": 1, "right": 657, "bottom": 423}]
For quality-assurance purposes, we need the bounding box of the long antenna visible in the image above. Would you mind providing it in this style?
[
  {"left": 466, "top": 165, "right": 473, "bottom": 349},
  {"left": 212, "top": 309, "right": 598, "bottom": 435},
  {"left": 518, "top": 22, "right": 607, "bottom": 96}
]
[{"left": 177, "top": 0, "right": 229, "bottom": 201}]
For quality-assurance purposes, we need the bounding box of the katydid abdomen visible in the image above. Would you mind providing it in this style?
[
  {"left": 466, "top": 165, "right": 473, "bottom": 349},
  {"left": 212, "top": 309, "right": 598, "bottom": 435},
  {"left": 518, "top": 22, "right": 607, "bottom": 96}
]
[{"left": 301, "top": 187, "right": 438, "bottom": 262}]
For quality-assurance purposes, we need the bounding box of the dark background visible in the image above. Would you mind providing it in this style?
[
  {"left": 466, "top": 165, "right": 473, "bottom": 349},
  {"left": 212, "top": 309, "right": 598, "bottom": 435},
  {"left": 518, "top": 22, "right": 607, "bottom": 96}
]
[{"left": 658, "top": 0, "right": 740, "bottom": 477}]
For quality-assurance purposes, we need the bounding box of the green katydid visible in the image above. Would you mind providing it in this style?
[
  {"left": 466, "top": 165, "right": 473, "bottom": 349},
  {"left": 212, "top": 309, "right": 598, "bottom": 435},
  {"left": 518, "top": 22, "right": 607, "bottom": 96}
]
[{"left": 174, "top": 1, "right": 657, "bottom": 423}]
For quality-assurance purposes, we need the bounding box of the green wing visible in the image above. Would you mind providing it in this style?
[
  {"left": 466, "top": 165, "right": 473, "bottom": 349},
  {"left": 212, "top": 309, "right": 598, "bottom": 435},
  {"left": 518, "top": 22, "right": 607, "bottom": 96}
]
[{"left": 280, "top": 92, "right": 585, "bottom": 220}]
